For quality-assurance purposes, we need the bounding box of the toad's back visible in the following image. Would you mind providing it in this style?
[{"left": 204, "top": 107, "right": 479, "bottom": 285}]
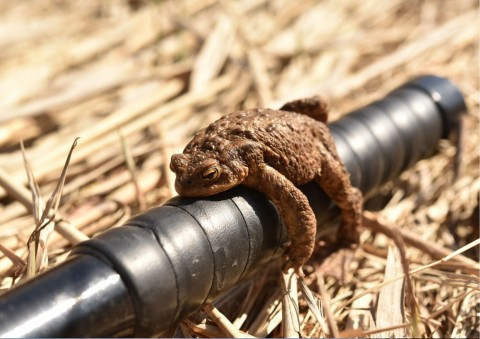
[{"left": 185, "top": 108, "right": 336, "bottom": 185}]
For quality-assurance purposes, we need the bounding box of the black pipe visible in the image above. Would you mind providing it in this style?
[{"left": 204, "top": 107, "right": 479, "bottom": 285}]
[{"left": 0, "top": 75, "right": 466, "bottom": 338}]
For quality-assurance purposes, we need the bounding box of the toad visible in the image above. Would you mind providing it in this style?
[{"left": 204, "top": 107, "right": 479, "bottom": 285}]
[{"left": 170, "top": 97, "right": 363, "bottom": 274}]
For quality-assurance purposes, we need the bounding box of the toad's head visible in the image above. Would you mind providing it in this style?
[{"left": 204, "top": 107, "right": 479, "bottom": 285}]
[{"left": 170, "top": 151, "right": 249, "bottom": 197}]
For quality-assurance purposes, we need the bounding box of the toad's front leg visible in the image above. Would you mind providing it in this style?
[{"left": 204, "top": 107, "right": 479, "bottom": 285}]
[{"left": 243, "top": 164, "right": 317, "bottom": 274}]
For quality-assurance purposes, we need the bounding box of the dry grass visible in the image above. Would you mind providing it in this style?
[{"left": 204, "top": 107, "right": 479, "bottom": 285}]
[{"left": 0, "top": 0, "right": 478, "bottom": 337}]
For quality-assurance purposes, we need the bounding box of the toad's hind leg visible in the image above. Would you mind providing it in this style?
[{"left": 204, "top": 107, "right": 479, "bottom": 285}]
[
  {"left": 315, "top": 151, "right": 363, "bottom": 246},
  {"left": 243, "top": 165, "right": 317, "bottom": 273},
  {"left": 280, "top": 96, "right": 329, "bottom": 123}
]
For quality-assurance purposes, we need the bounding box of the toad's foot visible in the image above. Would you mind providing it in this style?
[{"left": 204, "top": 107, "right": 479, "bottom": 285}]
[
  {"left": 243, "top": 164, "right": 317, "bottom": 274},
  {"left": 336, "top": 187, "right": 363, "bottom": 246},
  {"left": 283, "top": 250, "right": 308, "bottom": 276}
]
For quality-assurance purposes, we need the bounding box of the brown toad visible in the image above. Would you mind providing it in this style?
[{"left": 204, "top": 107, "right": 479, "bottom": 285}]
[{"left": 170, "top": 97, "right": 362, "bottom": 274}]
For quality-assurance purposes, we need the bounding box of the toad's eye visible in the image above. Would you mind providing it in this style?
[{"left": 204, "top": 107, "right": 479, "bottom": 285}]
[{"left": 201, "top": 166, "right": 220, "bottom": 182}]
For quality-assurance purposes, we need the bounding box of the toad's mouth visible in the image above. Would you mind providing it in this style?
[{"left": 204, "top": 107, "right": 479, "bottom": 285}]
[{"left": 174, "top": 181, "right": 239, "bottom": 197}]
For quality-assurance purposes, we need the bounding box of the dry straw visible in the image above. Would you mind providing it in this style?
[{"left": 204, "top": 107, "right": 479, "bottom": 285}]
[{"left": 0, "top": 0, "right": 478, "bottom": 337}]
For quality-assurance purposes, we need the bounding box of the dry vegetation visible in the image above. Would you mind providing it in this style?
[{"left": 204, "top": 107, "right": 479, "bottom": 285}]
[{"left": 0, "top": 0, "right": 478, "bottom": 338}]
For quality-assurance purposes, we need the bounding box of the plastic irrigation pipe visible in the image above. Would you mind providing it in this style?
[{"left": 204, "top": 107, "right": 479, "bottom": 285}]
[{"left": 0, "top": 75, "right": 466, "bottom": 337}]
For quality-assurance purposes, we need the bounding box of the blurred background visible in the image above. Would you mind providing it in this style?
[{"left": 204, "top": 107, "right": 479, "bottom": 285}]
[{"left": 0, "top": 1, "right": 478, "bottom": 337}]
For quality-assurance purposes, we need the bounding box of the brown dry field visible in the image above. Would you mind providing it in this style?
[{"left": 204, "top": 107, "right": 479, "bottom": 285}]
[{"left": 0, "top": 0, "right": 478, "bottom": 338}]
